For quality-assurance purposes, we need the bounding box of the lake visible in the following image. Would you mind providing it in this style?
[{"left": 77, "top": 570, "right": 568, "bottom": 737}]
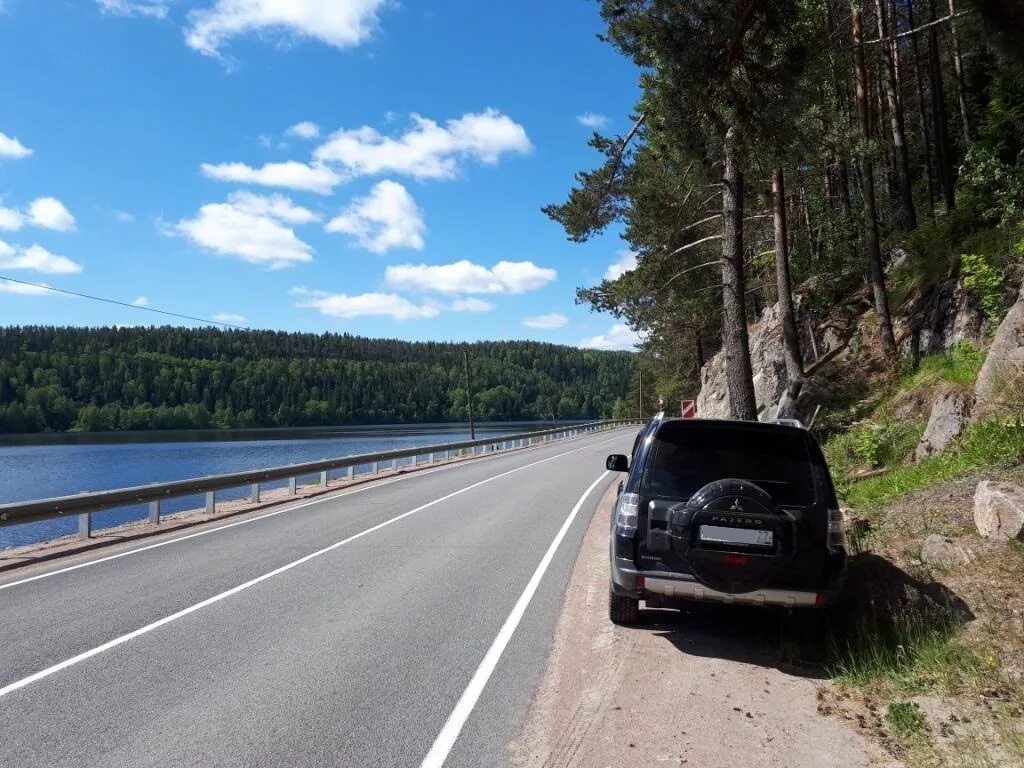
[{"left": 0, "top": 422, "right": 562, "bottom": 550}]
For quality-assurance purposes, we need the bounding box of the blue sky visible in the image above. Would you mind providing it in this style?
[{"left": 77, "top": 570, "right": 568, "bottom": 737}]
[{"left": 0, "top": 0, "right": 642, "bottom": 350}]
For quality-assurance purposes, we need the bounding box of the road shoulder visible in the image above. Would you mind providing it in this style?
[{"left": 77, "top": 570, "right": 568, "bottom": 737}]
[{"left": 511, "top": 483, "right": 898, "bottom": 768}]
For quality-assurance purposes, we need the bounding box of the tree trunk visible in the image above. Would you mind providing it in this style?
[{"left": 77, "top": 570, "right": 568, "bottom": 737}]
[
  {"left": 875, "top": 0, "right": 917, "bottom": 230},
  {"left": 928, "top": 0, "right": 956, "bottom": 210},
  {"left": 721, "top": 126, "right": 758, "bottom": 421},
  {"left": 947, "top": 0, "right": 971, "bottom": 142},
  {"left": 908, "top": 0, "right": 937, "bottom": 218},
  {"left": 853, "top": 6, "right": 899, "bottom": 362},
  {"left": 838, "top": 159, "right": 852, "bottom": 215},
  {"left": 695, "top": 328, "right": 705, "bottom": 371},
  {"left": 773, "top": 168, "right": 804, "bottom": 383}
]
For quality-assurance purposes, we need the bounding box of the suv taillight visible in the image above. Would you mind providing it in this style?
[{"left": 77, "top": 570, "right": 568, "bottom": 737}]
[
  {"left": 615, "top": 493, "right": 640, "bottom": 536},
  {"left": 827, "top": 508, "right": 846, "bottom": 550}
]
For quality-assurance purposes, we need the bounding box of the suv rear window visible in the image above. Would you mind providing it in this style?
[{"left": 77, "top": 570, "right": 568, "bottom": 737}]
[{"left": 640, "top": 424, "right": 817, "bottom": 506}]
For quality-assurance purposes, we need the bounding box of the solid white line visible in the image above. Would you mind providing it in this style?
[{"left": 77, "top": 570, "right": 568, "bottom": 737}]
[
  {"left": 0, "top": 429, "right": 627, "bottom": 592},
  {"left": 418, "top": 470, "right": 611, "bottom": 768},
  {"left": 0, "top": 442, "right": 619, "bottom": 699}
]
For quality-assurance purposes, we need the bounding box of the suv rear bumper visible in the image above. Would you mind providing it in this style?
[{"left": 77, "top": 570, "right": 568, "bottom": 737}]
[{"left": 611, "top": 557, "right": 841, "bottom": 608}]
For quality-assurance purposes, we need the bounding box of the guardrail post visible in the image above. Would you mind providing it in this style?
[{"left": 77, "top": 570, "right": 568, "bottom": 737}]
[
  {"left": 320, "top": 471, "right": 328, "bottom": 487},
  {"left": 206, "top": 491, "right": 215, "bottom": 515},
  {"left": 288, "top": 477, "right": 297, "bottom": 495},
  {"left": 78, "top": 512, "right": 91, "bottom": 539},
  {"left": 251, "top": 483, "right": 261, "bottom": 503},
  {"left": 371, "top": 461, "right": 379, "bottom": 475},
  {"left": 346, "top": 465, "right": 354, "bottom": 481},
  {"left": 148, "top": 500, "right": 160, "bottom": 525}
]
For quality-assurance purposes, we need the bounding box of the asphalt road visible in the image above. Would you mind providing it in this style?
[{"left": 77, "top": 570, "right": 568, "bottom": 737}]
[{"left": 0, "top": 428, "right": 631, "bottom": 768}]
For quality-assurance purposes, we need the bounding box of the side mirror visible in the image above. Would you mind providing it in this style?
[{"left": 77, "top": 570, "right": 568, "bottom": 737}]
[{"left": 606, "top": 454, "right": 629, "bottom": 473}]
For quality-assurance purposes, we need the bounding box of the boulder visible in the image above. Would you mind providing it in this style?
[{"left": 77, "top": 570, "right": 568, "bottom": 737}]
[
  {"left": 974, "top": 481, "right": 1024, "bottom": 540},
  {"left": 974, "top": 287, "right": 1024, "bottom": 419},
  {"left": 920, "top": 534, "right": 974, "bottom": 568},
  {"left": 915, "top": 389, "right": 973, "bottom": 460}
]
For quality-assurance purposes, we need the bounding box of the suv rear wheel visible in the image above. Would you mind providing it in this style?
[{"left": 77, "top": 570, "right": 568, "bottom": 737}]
[{"left": 608, "top": 585, "right": 640, "bottom": 625}]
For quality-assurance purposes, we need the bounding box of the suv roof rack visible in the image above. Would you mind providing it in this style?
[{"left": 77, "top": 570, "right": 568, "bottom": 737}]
[{"left": 769, "top": 418, "right": 806, "bottom": 429}]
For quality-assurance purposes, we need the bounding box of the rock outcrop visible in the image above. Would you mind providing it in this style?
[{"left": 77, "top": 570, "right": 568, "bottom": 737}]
[
  {"left": 974, "top": 480, "right": 1024, "bottom": 540},
  {"left": 920, "top": 534, "right": 974, "bottom": 568},
  {"left": 696, "top": 303, "right": 789, "bottom": 420},
  {"left": 898, "top": 276, "right": 987, "bottom": 356},
  {"left": 915, "top": 388, "right": 973, "bottom": 460},
  {"left": 974, "top": 286, "right": 1024, "bottom": 419}
]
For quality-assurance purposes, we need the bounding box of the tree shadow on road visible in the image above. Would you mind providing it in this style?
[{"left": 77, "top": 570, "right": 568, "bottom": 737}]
[{"left": 631, "top": 554, "right": 974, "bottom": 681}]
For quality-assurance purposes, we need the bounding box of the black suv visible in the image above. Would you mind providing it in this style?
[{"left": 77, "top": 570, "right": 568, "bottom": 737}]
[{"left": 605, "top": 417, "right": 846, "bottom": 625}]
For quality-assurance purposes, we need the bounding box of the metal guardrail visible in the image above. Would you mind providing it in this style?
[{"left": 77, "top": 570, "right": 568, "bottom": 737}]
[{"left": 0, "top": 419, "right": 641, "bottom": 540}]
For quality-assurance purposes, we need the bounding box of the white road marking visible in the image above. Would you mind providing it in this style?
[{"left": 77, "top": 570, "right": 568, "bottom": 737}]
[
  {"left": 418, "top": 470, "right": 611, "bottom": 768},
  {"left": 0, "top": 429, "right": 627, "bottom": 592},
  {"left": 0, "top": 440, "right": 620, "bottom": 699}
]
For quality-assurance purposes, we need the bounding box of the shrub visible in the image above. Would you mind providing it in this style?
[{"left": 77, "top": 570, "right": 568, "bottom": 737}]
[{"left": 960, "top": 253, "right": 1005, "bottom": 321}]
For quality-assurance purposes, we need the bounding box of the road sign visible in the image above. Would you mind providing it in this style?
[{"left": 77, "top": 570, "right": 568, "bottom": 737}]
[{"left": 681, "top": 399, "right": 696, "bottom": 418}]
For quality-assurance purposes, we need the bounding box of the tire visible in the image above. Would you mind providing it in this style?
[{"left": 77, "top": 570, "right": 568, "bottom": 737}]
[{"left": 609, "top": 585, "right": 641, "bottom": 625}]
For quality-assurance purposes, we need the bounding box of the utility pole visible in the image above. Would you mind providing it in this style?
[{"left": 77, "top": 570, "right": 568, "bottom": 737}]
[{"left": 463, "top": 350, "right": 476, "bottom": 440}]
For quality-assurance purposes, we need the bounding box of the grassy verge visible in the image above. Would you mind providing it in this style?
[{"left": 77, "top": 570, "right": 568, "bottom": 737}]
[{"left": 839, "top": 420, "right": 1024, "bottom": 512}]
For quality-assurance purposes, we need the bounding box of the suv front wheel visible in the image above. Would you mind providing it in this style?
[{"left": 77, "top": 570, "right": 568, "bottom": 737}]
[{"left": 608, "top": 585, "right": 640, "bottom": 625}]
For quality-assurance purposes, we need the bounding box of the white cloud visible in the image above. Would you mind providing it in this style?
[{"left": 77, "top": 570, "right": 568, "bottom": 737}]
[
  {"left": 131, "top": 295, "right": 150, "bottom": 306},
  {"left": 200, "top": 160, "right": 341, "bottom": 195},
  {"left": 0, "top": 244, "right": 83, "bottom": 274},
  {"left": 97, "top": 0, "right": 170, "bottom": 18},
  {"left": 113, "top": 209, "right": 135, "bottom": 223},
  {"left": 577, "top": 113, "right": 609, "bottom": 129},
  {"left": 185, "top": 0, "right": 388, "bottom": 57},
  {"left": 0, "top": 280, "right": 56, "bottom": 296},
  {"left": 325, "top": 180, "right": 425, "bottom": 254},
  {"left": 291, "top": 287, "right": 439, "bottom": 321},
  {"left": 385, "top": 259, "right": 556, "bottom": 295},
  {"left": 450, "top": 298, "right": 494, "bottom": 313},
  {"left": 0, "top": 197, "right": 75, "bottom": 232},
  {"left": 0, "top": 132, "right": 32, "bottom": 160},
  {"left": 224, "top": 190, "right": 319, "bottom": 223},
  {"left": 176, "top": 191, "right": 315, "bottom": 268},
  {"left": 605, "top": 250, "right": 637, "bottom": 280},
  {"left": 286, "top": 121, "right": 320, "bottom": 140},
  {"left": 0, "top": 206, "right": 23, "bottom": 231},
  {"left": 314, "top": 109, "right": 532, "bottom": 180},
  {"left": 580, "top": 323, "right": 643, "bottom": 351},
  {"left": 28, "top": 197, "right": 76, "bottom": 231},
  {"left": 523, "top": 313, "right": 568, "bottom": 330},
  {"left": 213, "top": 312, "right": 246, "bottom": 323}
]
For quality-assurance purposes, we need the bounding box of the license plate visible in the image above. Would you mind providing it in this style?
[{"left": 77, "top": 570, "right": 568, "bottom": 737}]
[{"left": 699, "top": 525, "right": 774, "bottom": 547}]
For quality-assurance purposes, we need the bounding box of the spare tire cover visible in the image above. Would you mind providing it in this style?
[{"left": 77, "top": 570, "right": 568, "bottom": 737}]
[{"left": 666, "top": 478, "right": 795, "bottom": 594}]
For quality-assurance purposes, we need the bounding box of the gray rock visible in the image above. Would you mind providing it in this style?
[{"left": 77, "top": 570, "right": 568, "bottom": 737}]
[
  {"left": 921, "top": 534, "right": 974, "bottom": 568},
  {"left": 974, "top": 287, "right": 1024, "bottom": 419},
  {"left": 915, "top": 389, "right": 973, "bottom": 460},
  {"left": 906, "top": 277, "right": 987, "bottom": 355},
  {"left": 695, "top": 302, "right": 792, "bottom": 421},
  {"left": 974, "top": 481, "right": 1024, "bottom": 540}
]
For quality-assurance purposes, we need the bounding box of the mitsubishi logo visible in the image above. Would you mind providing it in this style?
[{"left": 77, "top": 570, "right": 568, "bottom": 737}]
[{"left": 729, "top": 498, "right": 744, "bottom": 512}]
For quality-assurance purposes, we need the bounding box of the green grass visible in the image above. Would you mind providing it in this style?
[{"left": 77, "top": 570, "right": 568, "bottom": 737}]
[
  {"left": 900, "top": 342, "right": 988, "bottom": 390},
  {"left": 840, "top": 420, "right": 1024, "bottom": 511},
  {"left": 831, "top": 615, "right": 990, "bottom": 694},
  {"left": 886, "top": 701, "right": 927, "bottom": 738}
]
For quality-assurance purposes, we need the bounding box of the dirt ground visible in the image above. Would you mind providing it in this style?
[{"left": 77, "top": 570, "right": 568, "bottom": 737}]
[{"left": 511, "top": 484, "right": 899, "bottom": 768}]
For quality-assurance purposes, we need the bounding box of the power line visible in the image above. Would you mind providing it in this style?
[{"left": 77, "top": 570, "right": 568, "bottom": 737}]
[{"left": 0, "top": 275, "right": 250, "bottom": 330}]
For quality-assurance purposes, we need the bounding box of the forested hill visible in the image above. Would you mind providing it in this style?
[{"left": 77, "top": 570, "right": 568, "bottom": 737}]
[{"left": 0, "top": 326, "right": 636, "bottom": 433}]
